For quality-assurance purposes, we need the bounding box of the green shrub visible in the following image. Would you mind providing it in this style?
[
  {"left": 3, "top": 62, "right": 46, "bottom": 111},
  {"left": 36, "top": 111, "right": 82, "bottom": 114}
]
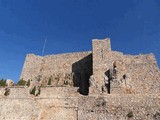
[
  {"left": 26, "top": 80, "right": 30, "bottom": 86},
  {"left": 47, "top": 77, "right": 52, "bottom": 85},
  {"left": 17, "top": 79, "right": 26, "bottom": 86},
  {"left": 0, "top": 79, "right": 6, "bottom": 86}
]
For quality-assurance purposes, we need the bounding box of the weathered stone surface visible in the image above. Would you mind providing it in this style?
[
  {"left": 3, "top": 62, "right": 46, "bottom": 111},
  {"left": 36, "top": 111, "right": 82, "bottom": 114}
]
[
  {"left": 20, "top": 38, "right": 160, "bottom": 95},
  {"left": 92, "top": 39, "right": 160, "bottom": 94},
  {"left": 0, "top": 87, "right": 79, "bottom": 120},
  {"left": 78, "top": 95, "right": 160, "bottom": 120},
  {"left": 0, "top": 87, "right": 159, "bottom": 120},
  {"left": 21, "top": 52, "right": 92, "bottom": 83},
  {"left": 0, "top": 38, "right": 158, "bottom": 120}
]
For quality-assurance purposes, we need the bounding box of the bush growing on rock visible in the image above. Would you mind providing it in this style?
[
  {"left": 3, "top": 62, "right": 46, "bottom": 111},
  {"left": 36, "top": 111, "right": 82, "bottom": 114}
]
[{"left": 0, "top": 79, "right": 6, "bottom": 86}]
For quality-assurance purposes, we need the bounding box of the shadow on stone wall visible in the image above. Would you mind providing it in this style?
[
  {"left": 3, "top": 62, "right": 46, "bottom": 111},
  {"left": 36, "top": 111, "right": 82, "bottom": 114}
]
[
  {"left": 105, "top": 70, "right": 111, "bottom": 94},
  {"left": 72, "top": 54, "right": 92, "bottom": 95}
]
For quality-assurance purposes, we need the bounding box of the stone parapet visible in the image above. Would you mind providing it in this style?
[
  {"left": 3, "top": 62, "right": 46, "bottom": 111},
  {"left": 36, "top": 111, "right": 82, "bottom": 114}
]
[{"left": 0, "top": 88, "right": 159, "bottom": 120}]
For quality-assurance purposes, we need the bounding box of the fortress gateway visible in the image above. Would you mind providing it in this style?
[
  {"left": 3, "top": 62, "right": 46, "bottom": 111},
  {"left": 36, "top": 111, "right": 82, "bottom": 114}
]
[{"left": 0, "top": 38, "right": 160, "bottom": 120}]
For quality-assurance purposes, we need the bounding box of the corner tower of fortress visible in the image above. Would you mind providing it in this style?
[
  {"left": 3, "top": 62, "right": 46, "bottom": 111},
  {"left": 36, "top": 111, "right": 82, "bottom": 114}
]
[{"left": 91, "top": 38, "right": 160, "bottom": 94}]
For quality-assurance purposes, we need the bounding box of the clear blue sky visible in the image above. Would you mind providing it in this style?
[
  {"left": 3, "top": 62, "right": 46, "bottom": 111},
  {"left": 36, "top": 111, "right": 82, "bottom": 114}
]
[{"left": 0, "top": 0, "right": 159, "bottom": 83}]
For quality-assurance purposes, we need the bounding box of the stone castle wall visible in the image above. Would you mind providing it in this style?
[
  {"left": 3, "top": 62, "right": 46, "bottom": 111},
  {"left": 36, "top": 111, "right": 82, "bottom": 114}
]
[
  {"left": 20, "top": 38, "right": 160, "bottom": 95},
  {"left": 20, "top": 54, "right": 44, "bottom": 81},
  {"left": 21, "top": 52, "right": 92, "bottom": 81},
  {"left": 0, "top": 87, "right": 159, "bottom": 120},
  {"left": 1, "top": 38, "right": 160, "bottom": 120},
  {"left": 122, "top": 54, "right": 160, "bottom": 94},
  {"left": 20, "top": 52, "right": 92, "bottom": 95},
  {"left": 0, "top": 87, "right": 79, "bottom": 120},
  {"left": 91, "top": 39, "right": 160, "bottom": 94}
]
